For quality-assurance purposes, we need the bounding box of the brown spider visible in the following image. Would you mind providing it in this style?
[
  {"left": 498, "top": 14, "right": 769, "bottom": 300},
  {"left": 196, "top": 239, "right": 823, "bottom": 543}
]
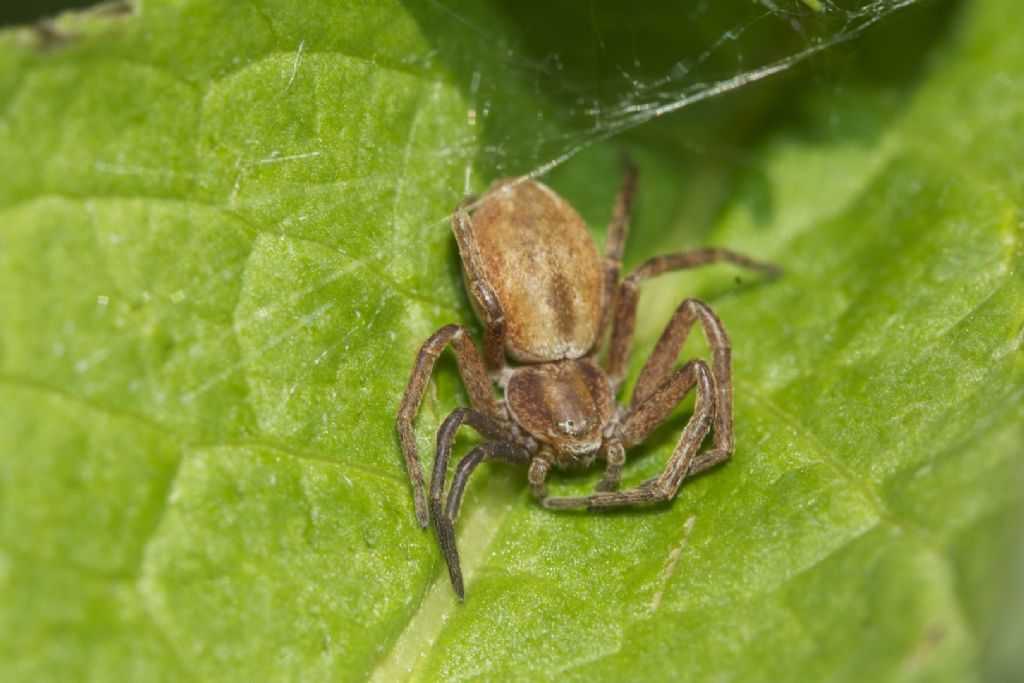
[{"left": 397, "top": 162, "right": 778, "bottom": 599}]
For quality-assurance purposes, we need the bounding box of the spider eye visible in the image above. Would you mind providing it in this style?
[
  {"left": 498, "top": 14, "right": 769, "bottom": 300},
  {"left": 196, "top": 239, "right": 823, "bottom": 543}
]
[{"left": 557, "top": 418, "right": 591, "bottom": 436}]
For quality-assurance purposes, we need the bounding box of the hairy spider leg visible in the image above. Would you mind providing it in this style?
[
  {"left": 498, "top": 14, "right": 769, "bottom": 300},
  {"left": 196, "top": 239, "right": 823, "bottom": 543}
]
[
  {"left": 607, "top": 248, "right": 780, "bottom": 389},
  {"left": 430, "top": 407, "right": 510, "bottom": 519},
  {"left": 593, "top": 158, "right": 638, "bottom": 351},
  {"left": 633, "top": 298, "right": 734, "bottom": 458},
  {"left": 397, "top": 325, "right": 501, "bottom": 528},
  {"left": 595, "top": 439, "right": 626, "bottom": 492},
  {"left": 528, "top": 449, "right": 554, "bottom": 500},
  {"left": 435, "top": 441, "right": 531, "bottom": 600}
]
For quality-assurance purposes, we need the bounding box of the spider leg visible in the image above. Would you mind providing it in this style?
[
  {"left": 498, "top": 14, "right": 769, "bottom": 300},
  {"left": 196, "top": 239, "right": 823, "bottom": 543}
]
[
  {"left": 595, "top": 439, "right": 626, "bottom": 492},
  {"left": 434, "top": 441, "right": 531, "bottom": 600},
  {"left": 542, "top": 359, "right": 714, "bottom": 509},
  {"left": 593, "top": 158, "right": 638, "bottom": 352},
  {"left": 632, "top": 297, "right": 735, "bottom": 459},
  {"left": 528, "top": 449, "right": 554, "bottom": 500},
  {"left": 397, "top": 325, "right": 502, "bottom": 528},
  {"left": 429, "top": 407, "right": 509, "bottom": 521},
  {"left": 453, "top": 199, "right": 507, "bottom": 371},
  {"left": 607, "top": 248, "right": 779, "bottom": 388}
]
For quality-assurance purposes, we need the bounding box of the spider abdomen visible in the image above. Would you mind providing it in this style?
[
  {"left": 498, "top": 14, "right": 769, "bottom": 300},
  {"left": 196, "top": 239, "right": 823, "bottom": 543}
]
[{"left": 466, "top": 178, "right": 603, "bottom": 363}]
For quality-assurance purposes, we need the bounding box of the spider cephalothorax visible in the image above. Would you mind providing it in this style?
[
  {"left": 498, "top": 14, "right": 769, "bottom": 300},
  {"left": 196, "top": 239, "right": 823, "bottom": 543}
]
[{"left": 397, "top": 163, "right": 778, "bottom": 599}]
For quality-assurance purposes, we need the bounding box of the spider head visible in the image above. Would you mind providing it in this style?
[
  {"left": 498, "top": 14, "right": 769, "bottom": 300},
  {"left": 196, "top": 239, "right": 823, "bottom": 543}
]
[{"left": 506, "top": 358, "right": 614, "bottom": 464}]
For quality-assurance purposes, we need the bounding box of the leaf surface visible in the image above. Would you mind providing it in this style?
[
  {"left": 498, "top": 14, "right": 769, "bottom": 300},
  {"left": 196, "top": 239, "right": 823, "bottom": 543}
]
[{"left": 0, "top": 1, "right": 1021, "bottom": 681}]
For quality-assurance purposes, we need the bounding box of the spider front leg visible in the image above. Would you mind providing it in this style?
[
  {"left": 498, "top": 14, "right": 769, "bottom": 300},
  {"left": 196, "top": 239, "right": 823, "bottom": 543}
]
[
  {"left": 632, "top": 297, "right": 736, "bottom": 463},
  {"left": 595, "top": 439, "right": 626, "bottom": 492},
  {"left": 396, "top": 325, "right": 503, "bottom": 528},
  {"left": 429, "top": 407, "right": 510, "bottom": 523},
  {"left": 528, "top": 450, "right": 553, "bottom": 500},
  {"left": 433, "top": 440, "right": 531, "bottom": 600},
  {"left": 543, "top": 359, "right": 715, "bottom": 509}
]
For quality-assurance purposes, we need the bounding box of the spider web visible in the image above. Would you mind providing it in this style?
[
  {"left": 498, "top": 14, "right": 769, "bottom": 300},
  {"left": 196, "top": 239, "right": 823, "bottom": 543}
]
[
  {"left": 179, "top": 0, "right": 934, "bottom": 414},
  {"left": 444, "top": 0, "right": 929, "bottom": 187},
  {"left": 51, "top": 0, "right": 936, "bottom": 419}
]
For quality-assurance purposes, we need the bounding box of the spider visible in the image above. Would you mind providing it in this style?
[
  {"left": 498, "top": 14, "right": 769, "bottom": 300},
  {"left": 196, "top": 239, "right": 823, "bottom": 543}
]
[{"left": 397, "top": 162, "right": 778, "bottom": 599}]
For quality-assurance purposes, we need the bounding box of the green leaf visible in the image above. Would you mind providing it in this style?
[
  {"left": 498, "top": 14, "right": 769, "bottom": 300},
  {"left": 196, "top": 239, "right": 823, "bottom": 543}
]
[{"left": 1, "top": 0, "right": 1021, "bottom": 681}]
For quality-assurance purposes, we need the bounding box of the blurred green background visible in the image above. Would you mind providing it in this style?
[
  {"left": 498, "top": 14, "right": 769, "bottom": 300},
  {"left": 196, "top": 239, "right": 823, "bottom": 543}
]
[{"left": 0, "top": 1, "right": 95, "bottom": 27}]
